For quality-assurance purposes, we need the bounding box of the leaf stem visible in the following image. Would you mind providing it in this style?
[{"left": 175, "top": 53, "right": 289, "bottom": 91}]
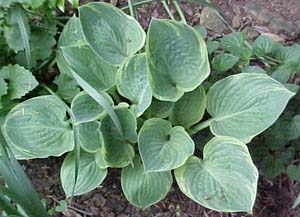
[
  {"left": 172, "top": 1, "right": 186, "bottom": 24},
  {"left": 127, "top": 0, "right": 138, "bottom": 20},
  {"left": 189, "top": 118, "right": 213, "bottom": 135},
  {"left": 41, "top": 84, "right": 80, "bottom": 200},
  {"left": 161, "top": 1, "right": 175, "bottom": 20}
]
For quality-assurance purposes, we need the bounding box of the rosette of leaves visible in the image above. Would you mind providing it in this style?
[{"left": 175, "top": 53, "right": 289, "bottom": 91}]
[{"left": 2, "top": 2, "right": 297, "bottom": 214}]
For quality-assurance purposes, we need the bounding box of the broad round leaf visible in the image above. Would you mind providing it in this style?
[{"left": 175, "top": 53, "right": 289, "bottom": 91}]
[
  {"left": 121, "top": 157, "right": 172, "bottom": 208},
  {"left": 147, "top": 19, "right": 210, "bottom": 101},
  {"left": 79, "top": 2, "right": 146, "bottom": 65},
  {"left": 144, "top": 98, "right": 173, "bottom": 119},
  {"left": 117, "top": 54, "right": 152, "bottom": 117},
  {"left": 138, "top": 118, "right": 194, "bottom": 172},
  {"left": 170, "top": 86, "right": 206, "bottom": 129},
  {"left": 3, "top": 96, "right": 74, "bottom": 158},
  {"left": 56, "top": 16, "right": 88, "bottom": 77},
  {"left": 101, "top": 108, "right": 137, "bottom": 168},
  {"left": 95, "top": 148, "right": 109, "bottom": 169},
  {"left": 58, "top": 16, "right": 117, "bottom": 92},
  {"left": 62, "top": 45, "right": 117, "bottom": 92},
  {"left": 71, "top": 91, "right": 113, "bottom": 124},
  {"left": 206, "top": 73, "right": 295, "bottom": 142},
  {"left": 61, "top": 151, "right": 107, "bottom": 197},
  {"left": 78, "top": 121, "right": 102, "bottom": 153},
  {"left": 175, "top": 136, "right": 258, "bottom": 213}
]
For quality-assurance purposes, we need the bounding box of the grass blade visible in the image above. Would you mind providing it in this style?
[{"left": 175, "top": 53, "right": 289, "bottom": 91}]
[
  {"left": 71, "top": 69, "right": 124, "bottom": 137},
  {"left": 0, "top": 128, "right": 48, "bottom": 217},
  {"left": 15, "top": 5, "right": 31, "bottom": 68}
]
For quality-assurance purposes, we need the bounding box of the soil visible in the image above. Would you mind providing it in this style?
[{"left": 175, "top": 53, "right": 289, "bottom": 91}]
[{"left": 22, "top": 0, "right": 300, "bottom": 217}]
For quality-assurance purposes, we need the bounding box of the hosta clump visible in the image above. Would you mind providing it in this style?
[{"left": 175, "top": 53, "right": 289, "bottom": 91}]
[{"left": 2, "top": 2, "right": 296, "bottom": 213}]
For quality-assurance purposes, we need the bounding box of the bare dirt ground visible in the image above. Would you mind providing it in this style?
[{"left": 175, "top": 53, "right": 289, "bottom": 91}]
[{"left": 24, "top": 0, "right": 300, "bottom": 216}]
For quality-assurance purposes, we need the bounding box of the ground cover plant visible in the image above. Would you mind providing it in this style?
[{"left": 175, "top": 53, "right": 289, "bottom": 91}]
[{"left": 0, "top": 0, "right": 300, "bottom": 216}]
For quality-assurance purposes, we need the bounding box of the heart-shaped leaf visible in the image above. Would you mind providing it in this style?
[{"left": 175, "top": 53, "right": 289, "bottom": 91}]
[
  {"left": 79, "top": 2, "right": 146, "bottom": 65},
  {"left": 121, "top": 157, "right": 172, "bottom": 208},
  {"left": 175, "top": 136, "right": 258, "bottom": 213},
  {"left": 3, "top": 96, "right": 74, "bottom": 158},
  {"left": 170, "top": 86, "right": 206, "bottom": 129},
  {"left": 138, "top": 118, "right": 194, "bottom": 172},
  {"left": 61, "top": 151, "right": 107, "bottom": 197},
  {"left": 62, "top": 45, "right": 117, "bottom": 92},
  {"left": 117, "top": 54, "right": 152, "bottom": 117},
  {"left": 58, "top": 16, "right": 117, "bottom": 92},
  {"left": 100, "top": 108, "right": 137, "bottom": 168},
  {"left": 206, "top": 73, "right": 295, "bottom": 142},
  {"left": 71, "top": 91, "right": 113, "bottom": 124},
  {"left": 147, "top": 19, "right": 210, "bottom": 101}
]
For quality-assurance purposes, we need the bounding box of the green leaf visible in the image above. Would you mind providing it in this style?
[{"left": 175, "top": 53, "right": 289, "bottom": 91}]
[
  {"left": 121, "top": 157, "right": 172, "bottom": 208},
  {"left": 0, "top": 130, "right": 49, "bottom": 217},
  {"left": 278, "top": 45, "right": 300, "bottom": 69},
  {"left": 242, "top": 65, "right": 266, "bottom": 74},
  {"left": 170, "top": 86, "right": 206, "bottom": 129},
  {"left": 147, "top": 19, "right": 210, "bottom": 101},
  {"left": 206, "top": 73, "right": 295, "bottom": 142},
  {"left": 206, "top": 40, "right": 219, "bottom": 55},
  {"left": 138, "top": 118, "right": 194, "bottom": 172},
  {"left": 252, "top": 35, "right": 275, "bottom": 57},
  {"left": 54, "top": 73, "right": 80, "bottom": 103},
  {"left": 62, "top": 45, "right": 117, "bottom": 92},
  {"left": 3, "top": 96, "right": 74, "bottom": 158},
  {"left": 79, "top": 2, "right": 146, "bottom": 65},
  {"left": 58, "top": 16, "right": 117, "bottom": 92},
  {"left": 56, "top": 16, "right": 85, "bottom": 77},
  {"left": 264, "top": 115, "right": 300, "bottom": 147},
  {"left": 61, "top": 151, "right": 107, "bottom": 198},
  {"left": 221, "top": 32, "right": 246, "bottom": 54},
  {"left": 0, "top": 64, "right": 38, "bottom": 100},
  {"left": 0, "top": 78, "right": 8, "bottom": 109},
  {"left": 4, "top": 5, "right": 31, "bottom": 67},
  {"left": 78, "top": 121, "right": 102, "bottom": 153},
  {"left": 117, "top": 54, "right": 152, "bottom": 117},
  {"left": 175, "top": 136, "right": 258, "bottom": 213},
  {"left": 71, "top": 91, "right": 113, "bottom": 124},
  {"left": 271, "top": 64, "right": 293, "bottom": 83},
  {"left": 193, "top": 25, "right": 207, "bottom": 39},
  {"left": 287, "top": 165, "right": 300, "bottom": 181},
  {"left": 101, "top": 108, "right": 137, "bottom": 168},
  {"left": 95, "top": 148, "right": 109, "bottom": 169},
  {"left": 144, "top": 98, "right": 173, "bottom": 119},
  {"left": 212, "top": 53, "right": 239, "bottom": 72},
  {"left": 262, "top": 156, "right": 285, "bottom": 179},
  {"left": 55, "top": 200, "right": 68, "bottom": 212},
  {"left": 16, "top": 30, "right": 56, "bottom": 68}
]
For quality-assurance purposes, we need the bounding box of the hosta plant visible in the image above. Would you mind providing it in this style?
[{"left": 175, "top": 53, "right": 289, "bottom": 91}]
[{"left": 1, "top": 2, "right": 297, "bottom": 214}]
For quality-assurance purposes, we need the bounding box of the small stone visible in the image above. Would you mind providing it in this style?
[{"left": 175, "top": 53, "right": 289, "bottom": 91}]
[
  {"left": 232, "top": 15, "right": 242, "bottom": 28},
  {"left": 200, "top": 7, "right": 229, "bottom": 33}
]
